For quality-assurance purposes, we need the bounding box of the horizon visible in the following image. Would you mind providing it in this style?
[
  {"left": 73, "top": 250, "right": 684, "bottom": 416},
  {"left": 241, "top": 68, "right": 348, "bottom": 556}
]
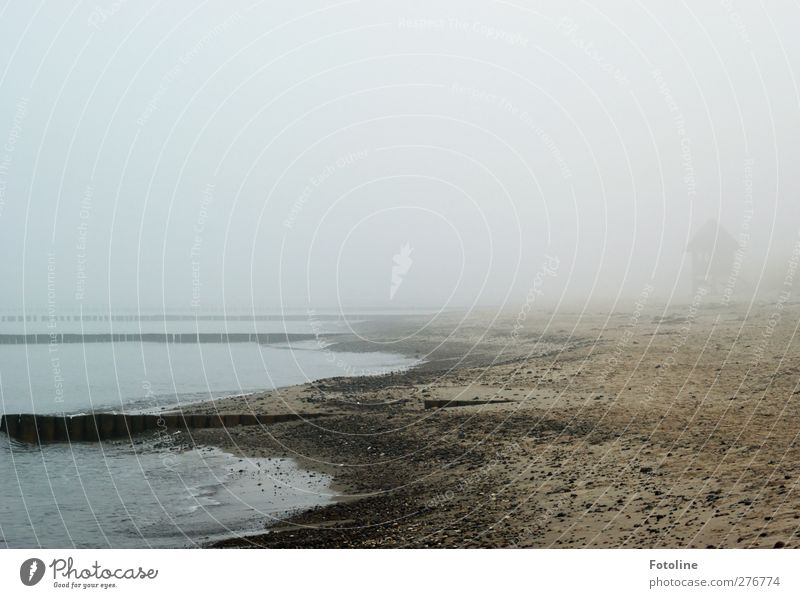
[{"left": 3, "top": 1, "right": 799, "bottom": 315}]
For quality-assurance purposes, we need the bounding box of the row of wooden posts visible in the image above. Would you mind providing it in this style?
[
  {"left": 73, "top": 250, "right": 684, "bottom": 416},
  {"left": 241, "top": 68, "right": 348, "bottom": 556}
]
[
  {"left": 0, "top": 332, "right": 323, "bottom": 345},
  {"left": 0, "top": 412, "right": 324, "bottom": 445},
  {"left": 422, "top": 399, "right": 514, "bottom": 409}
]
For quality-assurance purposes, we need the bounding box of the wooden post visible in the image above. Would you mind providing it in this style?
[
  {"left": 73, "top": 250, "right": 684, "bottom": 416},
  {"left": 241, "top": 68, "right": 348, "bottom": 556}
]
[
  {"left": 223, "top": 414, "right": 241, "bottom": 428},
  {"left": 129, "top": 415, "right": 144, "bottom": 436},
  {"left": 18, "top": 414, "right": 39, "bottom": 444},
  {"left": 4, "top": 414, "right": 20, "bottom": 440},
  {"left": 84, "top": 415, "right": 100, "bottom": 441},
  {"left": 96, "top": 413, "right": 116, "bottom": 440},
  {"left": 188, "top": 414, "right": 209, "bottom": 428},
  {"left": 67, "top": 415, "right": 85, "bottom": 442},
  {"left": 54, "top": 416, "right": 70, "bottom": 442},
  {"left": 37, "top": 416, "right": 56, "bottom": 443}
]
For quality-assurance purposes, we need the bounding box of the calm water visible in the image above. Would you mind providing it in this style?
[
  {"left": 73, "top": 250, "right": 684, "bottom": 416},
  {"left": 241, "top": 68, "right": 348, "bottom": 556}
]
[
  {"left": 0, "top": 317, "right": 418, "bottom": 548},
  {"left": 0, "top": 440, "right": 338, "bottom": 548},
  {"left": 0, "top": 340, "right": 415, "bottom": 415}
]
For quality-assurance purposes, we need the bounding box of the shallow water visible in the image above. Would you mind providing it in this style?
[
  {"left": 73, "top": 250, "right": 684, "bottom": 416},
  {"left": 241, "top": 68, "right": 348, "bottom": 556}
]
[
  {"left": 0, "top": 340, "right": 416, "bottom": 415},
  {"left": 0, "top": 438, "right": 334, "bottom": 548},
  {"left": 0, "top": 324, "right": 418, "bottom": 548}
]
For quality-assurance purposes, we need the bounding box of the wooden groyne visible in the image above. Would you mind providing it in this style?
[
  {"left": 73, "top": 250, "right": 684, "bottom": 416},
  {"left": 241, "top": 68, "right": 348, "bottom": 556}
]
[
  {"left": 0, "top": 332, "right": 332, "bottom": 345},
  {"left": 0, "top": 412, "right": 329, "bottom": 444},
  {"left": 423, "top": 399, "right": 515, "bottom": 410},
  {"left": 1, "top": 313, "right": 374, "bottom": 323}
]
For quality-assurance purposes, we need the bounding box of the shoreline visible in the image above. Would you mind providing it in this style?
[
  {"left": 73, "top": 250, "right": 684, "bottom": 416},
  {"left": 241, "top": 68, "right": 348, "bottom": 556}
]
[
  {"left": 183, "top": 305, "right": 800, "bottom": 548},
  {"left": 0, "top": 326, "right": 426, "bottom": 548},
  {"left": 148, "top": 327, "right": 437, "bottom": 547},
  {"left": 7, "top": 305, "right": 798, "bottom": 548},
  {"left": 184, "top": 311, "right": 573, "bottom": 547}
]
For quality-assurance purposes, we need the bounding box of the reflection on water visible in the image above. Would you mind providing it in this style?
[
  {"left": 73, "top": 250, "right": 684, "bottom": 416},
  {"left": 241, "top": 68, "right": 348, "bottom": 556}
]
[{"left": 0, "top": 438, "right": 334, "bottom": 548}]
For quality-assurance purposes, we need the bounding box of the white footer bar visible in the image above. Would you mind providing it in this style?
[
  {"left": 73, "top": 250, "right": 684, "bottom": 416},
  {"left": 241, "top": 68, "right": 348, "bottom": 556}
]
[{"left": 1, "top": 549, "right": 797, "bottom": 597}]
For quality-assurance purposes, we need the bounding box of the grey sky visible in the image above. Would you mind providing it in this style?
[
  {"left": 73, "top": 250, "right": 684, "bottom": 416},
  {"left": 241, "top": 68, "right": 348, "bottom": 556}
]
[{"left": 1, "top": 1, "right": 798, "bottom": 313}]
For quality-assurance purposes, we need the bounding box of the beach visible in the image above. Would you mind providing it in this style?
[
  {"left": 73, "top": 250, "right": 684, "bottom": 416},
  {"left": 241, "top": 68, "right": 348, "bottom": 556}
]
[
  {"left": 0, "top": 315, "right": 418, "bottom": 548},
  {"left": 180, "top": 304, "right": 800, "bottom": 548}
]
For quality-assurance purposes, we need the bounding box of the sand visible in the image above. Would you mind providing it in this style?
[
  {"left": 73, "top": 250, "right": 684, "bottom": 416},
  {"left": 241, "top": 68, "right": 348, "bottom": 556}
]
[{"left": 179, "top": 303, "right": 800, "bottom": 548}]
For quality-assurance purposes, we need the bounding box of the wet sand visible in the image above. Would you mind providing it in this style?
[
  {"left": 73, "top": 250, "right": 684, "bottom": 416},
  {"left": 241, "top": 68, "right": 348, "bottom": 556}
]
[{"left": 181, "top": 304, "right": 800, "bottom": 548}]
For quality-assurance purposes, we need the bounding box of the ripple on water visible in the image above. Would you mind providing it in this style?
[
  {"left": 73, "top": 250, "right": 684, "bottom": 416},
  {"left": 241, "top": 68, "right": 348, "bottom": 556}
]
[{"left": 0, "top": 438, "right": 336, "bottom": 548}]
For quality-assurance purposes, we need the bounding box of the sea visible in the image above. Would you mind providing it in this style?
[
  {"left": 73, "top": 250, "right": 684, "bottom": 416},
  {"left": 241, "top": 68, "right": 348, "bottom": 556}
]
[{"left": 0, "top": 312, "right": 418, "bottom": 548}]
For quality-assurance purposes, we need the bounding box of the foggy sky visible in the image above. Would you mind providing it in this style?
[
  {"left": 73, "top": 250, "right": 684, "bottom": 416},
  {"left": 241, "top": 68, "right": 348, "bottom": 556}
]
[{"left": 1, "top": 0, "right": 798, "bottom": 314}]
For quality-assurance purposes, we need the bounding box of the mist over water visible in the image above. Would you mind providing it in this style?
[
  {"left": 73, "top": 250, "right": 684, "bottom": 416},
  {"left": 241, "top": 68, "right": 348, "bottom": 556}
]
[{"left": 1, "top": 1, "right": 798, "bottom": 316}]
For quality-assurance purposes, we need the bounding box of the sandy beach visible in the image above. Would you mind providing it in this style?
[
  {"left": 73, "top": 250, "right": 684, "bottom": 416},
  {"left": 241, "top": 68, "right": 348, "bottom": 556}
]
[{"left": 163, "top": 303, "right": 800, "bottom": 548}]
